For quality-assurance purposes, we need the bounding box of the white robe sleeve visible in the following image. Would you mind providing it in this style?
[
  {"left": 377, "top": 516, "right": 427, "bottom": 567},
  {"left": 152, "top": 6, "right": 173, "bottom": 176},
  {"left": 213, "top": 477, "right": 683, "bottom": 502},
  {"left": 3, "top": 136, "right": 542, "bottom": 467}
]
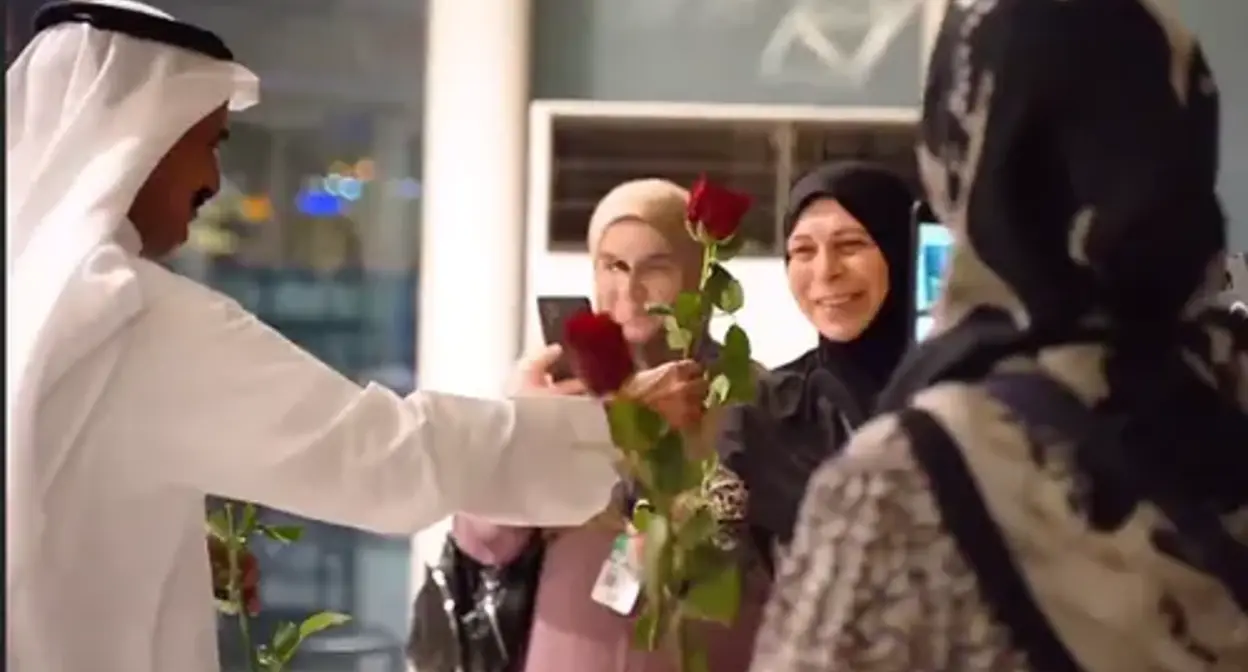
[{"left": 108, "top": 276, "right": 619, "bottom": 534}]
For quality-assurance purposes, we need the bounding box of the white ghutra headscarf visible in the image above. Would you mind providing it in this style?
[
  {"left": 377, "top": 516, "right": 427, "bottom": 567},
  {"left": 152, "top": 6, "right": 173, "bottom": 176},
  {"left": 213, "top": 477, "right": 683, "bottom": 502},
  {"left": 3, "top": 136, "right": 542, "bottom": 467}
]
[{"left": 5, "top": 0, "right": 257, "bottom": 628}]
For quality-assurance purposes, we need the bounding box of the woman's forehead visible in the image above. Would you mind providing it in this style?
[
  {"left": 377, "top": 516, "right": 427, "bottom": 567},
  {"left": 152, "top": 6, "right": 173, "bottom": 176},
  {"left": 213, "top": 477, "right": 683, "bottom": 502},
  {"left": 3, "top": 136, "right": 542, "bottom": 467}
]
[
  {"left": 596, "top": 218, "right": 675, "bottom": 256},
  {"left": 791, "top": 199, "right": 867, "bottom": 236}
]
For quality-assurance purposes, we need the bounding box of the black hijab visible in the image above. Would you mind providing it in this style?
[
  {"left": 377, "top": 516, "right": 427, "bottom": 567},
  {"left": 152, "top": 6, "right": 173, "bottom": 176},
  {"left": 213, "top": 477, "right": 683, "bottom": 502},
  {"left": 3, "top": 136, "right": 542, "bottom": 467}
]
[
  {"left": 721, "top": 161, "right": 916, "bottom": 552},
  {"left": 781, "top": 161, "right": 916, "bottom": 414}
]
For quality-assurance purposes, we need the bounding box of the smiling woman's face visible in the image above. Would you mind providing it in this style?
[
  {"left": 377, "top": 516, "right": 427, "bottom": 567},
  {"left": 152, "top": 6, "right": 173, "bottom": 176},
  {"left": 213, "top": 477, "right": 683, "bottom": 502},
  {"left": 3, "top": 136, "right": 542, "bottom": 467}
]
[{"left": 785, "top": 198, "right": 890, "bottom": 342}]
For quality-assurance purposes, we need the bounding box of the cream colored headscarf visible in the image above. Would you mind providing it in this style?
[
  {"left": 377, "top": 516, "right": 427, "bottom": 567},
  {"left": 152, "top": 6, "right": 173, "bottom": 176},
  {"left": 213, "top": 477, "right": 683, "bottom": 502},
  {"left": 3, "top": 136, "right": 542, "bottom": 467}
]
[{"left": 587, "top": 178, "right": 701, "bottom": 294}]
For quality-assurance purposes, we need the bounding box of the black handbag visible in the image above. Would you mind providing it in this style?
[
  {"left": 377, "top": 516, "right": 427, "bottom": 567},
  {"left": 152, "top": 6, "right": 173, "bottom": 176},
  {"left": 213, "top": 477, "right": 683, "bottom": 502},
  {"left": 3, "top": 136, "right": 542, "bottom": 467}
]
[{"left": 407, "top": 533, "right": 545, "bottom": 672}]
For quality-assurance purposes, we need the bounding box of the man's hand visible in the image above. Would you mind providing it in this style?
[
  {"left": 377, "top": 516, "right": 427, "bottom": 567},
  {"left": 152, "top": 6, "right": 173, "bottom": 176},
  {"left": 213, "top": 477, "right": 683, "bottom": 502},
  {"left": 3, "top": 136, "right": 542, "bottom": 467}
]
[
  {"left": 509, "top": 344, "right": 589, "bottom": 396},
  {"left": 209, "top": 537, "right": 260, "bottom": 615},
  {"left": 620, "top": 360, "right": 707, "bottom": 430},
  {"left": 512, "top": 348, "right": 706, "bottom": 428}
]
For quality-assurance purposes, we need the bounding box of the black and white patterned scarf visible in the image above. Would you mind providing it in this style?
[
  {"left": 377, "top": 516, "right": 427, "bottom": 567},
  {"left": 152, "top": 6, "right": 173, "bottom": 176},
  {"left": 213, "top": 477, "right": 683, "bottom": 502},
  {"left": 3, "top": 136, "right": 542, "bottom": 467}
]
[{"left": 878, "top": 0, "right": 1248, "bottom": 665}]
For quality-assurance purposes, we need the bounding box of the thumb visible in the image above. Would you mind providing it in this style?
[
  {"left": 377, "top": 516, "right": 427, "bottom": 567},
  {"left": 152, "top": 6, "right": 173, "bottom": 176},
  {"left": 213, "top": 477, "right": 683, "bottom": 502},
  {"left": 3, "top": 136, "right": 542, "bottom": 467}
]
[
  {"left": 550, "top": 377, "right": 589, "bottom": 396},
  {"left": 519, "top": 344, "right": 564, "bottom": 379}
]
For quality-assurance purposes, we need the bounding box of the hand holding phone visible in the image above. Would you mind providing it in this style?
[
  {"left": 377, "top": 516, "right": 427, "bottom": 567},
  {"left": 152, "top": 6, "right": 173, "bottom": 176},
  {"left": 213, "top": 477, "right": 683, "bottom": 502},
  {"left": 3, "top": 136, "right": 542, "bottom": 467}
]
[
  {"left": 536, "top": 296, "right": 593, "bottom": 382},
  {"left": 510, "top": 345, "right": 589, "bottom": 395}
]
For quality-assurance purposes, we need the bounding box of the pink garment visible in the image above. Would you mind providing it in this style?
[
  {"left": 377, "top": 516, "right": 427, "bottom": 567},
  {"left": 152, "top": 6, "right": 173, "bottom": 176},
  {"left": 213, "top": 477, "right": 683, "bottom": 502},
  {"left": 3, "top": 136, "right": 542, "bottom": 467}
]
[{"left": 451, "top": 517, "right": 767, "bottom": 672}]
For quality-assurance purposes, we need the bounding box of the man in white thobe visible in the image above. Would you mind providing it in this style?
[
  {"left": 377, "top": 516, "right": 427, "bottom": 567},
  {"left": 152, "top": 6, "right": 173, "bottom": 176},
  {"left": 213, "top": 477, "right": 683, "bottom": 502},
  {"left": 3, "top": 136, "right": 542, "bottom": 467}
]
[{"left": 5, "top": 2, "right": 707, "bottom": 670}]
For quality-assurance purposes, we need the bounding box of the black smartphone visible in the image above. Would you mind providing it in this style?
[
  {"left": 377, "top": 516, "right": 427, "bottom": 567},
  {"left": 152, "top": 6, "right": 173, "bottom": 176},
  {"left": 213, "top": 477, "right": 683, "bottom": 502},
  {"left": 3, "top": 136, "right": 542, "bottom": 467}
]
[{"left": 536, "top": 296, "right": 593, "bottom": 382}]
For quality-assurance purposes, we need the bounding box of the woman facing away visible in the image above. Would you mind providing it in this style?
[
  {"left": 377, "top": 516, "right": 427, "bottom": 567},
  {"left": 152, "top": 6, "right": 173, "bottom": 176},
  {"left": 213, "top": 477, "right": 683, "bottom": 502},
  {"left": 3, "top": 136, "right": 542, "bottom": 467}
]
[
  {"left": 720, "top": 162, "right": 916, "bottom": 561},
  {"left": 449, "top": 178, "right": 768, "bottom": 672},
  {"left": 751, "top": 1, "right": 1248, "bottom": 671}
]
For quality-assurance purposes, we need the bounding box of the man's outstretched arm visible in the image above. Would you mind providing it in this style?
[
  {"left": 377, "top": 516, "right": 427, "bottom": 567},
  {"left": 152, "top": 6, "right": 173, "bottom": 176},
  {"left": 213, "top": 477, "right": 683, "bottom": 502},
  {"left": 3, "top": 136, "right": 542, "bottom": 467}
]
[{"left": 103, "top": 273, "right": 621, "bottom": 534}]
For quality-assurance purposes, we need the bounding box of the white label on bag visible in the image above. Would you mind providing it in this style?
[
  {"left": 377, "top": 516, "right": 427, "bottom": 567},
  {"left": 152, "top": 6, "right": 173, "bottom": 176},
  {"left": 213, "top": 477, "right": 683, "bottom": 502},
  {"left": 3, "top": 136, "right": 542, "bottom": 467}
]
[{"left": 590, "top": 533, "right": 642, "bottom": 615}]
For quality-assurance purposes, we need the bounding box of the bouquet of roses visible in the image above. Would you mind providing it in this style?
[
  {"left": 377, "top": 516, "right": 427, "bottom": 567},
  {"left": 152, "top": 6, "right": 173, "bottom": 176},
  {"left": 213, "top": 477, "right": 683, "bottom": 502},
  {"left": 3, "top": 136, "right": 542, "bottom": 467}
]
[{"left": 562, "top": 176, "right": 756, "bottom": 672}]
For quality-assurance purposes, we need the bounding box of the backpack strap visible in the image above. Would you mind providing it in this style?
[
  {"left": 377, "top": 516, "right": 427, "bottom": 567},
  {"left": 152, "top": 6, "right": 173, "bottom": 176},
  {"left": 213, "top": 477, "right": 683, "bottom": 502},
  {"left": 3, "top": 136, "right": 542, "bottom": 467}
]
[{"left": 899, "top": 405, "right": 1086, "bottom": 672}]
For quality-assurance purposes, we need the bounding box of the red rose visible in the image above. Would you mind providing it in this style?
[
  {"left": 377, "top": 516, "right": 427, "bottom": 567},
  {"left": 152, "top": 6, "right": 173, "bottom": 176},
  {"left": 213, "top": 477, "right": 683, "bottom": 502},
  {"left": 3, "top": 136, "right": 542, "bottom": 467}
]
[
  {"left": 562, "top": 310, "right": 636, "bottom": 394},
  {"left": 687, "top": 175, "right": 752, "bottom": 241}
]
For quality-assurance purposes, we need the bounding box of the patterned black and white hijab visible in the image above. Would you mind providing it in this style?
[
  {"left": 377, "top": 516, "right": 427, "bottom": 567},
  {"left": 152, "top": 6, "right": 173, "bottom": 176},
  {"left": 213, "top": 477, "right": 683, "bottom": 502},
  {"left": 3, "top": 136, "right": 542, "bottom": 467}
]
[
  {"left": 896, "top": 0, "right": 1248, "bottom": 658},
  {"left": 752, "top": 1, "right": 1248, "bottom": 671}
]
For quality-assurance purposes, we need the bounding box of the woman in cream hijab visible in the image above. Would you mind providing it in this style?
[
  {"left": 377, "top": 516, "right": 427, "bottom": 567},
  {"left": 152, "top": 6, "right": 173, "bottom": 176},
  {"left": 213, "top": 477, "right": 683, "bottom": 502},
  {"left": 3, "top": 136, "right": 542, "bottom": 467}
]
[
  {"left": 447, "top": 179, "right": 766, "bottom": 672},
  {"left": 587, "top": 179, "right": 709, "bottom": 365}
]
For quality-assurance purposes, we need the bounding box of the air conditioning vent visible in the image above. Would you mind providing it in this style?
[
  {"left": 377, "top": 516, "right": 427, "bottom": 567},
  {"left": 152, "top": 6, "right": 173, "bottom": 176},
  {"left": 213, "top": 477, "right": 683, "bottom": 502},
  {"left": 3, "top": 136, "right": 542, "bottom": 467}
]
[
  {"left": 792, "top": 122, "right": 919, "bottom": 189},
  {"left": 543, "top": 107, "right": 919, "bottom": 256},
  {"left": 551, "top": 118, "right": 779, "bottom": 253}
]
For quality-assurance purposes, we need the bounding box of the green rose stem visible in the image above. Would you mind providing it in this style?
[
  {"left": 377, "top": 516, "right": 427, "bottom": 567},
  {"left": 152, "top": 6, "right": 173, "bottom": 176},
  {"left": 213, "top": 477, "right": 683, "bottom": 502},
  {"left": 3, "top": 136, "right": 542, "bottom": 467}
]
[
  {"left": 683, "top": 241, "right": 716, "bottom": 360},
  {"left": 615, "top": 226, "right": 753, "bottom": 672},
  {"left": 208, "top": 502, "right": 352, "bottom": 672},
  {"left": 225, "top": 505, "right": 255, "bottom": 671}
]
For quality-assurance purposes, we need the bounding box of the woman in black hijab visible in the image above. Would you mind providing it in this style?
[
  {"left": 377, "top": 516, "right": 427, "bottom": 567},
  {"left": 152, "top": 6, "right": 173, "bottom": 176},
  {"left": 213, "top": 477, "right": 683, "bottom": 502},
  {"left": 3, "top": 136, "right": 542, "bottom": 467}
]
[
  {"left": 721, "top": 161, "right": 916, "bottom": 563},
  {"left": 751, "top": 1, "right": 1248, "bottom": 671},
  {"left": 780, "top": 162, "right": 915, "bottom": 406}
]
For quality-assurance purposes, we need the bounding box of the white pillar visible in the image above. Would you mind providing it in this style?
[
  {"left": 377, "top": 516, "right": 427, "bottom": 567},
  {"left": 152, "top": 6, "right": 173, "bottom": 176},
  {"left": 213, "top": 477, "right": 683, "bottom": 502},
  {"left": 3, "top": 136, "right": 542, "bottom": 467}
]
[{"left": 410, "top": 0, "right": 532, "bottom": 618}]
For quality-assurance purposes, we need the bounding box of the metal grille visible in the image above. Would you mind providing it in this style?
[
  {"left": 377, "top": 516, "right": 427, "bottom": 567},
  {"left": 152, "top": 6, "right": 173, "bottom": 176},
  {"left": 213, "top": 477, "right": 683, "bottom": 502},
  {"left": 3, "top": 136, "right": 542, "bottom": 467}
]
[{"left": 548, "top": 115, "right": 918, "bottom": 255}]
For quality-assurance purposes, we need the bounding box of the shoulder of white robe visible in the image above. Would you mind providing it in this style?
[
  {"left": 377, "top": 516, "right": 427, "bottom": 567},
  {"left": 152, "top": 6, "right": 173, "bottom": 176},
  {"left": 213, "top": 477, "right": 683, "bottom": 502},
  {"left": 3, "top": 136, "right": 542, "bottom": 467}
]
[
  {"left": 39, "top": 243, "right": 147, "bottom": 395},
  {"left": 7, "top": 239, "right": 145, "bottom": 622}
]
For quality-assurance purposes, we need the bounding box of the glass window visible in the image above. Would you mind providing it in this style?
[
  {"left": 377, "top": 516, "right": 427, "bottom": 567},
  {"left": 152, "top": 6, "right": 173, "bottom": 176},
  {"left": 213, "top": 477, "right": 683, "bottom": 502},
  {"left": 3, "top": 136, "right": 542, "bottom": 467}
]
[{"left": 11, "top": 2, "right": 425, "bottom": 670}]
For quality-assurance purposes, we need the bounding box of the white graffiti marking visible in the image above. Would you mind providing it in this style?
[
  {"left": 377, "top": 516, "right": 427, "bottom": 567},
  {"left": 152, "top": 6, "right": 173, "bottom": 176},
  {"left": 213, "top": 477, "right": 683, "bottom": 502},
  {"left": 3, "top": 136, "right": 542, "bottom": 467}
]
[{"left": 760, "top": 0, "right": 924, "bottom": 86}]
